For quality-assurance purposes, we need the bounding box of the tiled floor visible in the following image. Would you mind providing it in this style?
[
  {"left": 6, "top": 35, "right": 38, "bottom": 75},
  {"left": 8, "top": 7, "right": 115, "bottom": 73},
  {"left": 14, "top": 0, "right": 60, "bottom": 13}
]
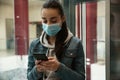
[
  {"left": 0, "top": 68, "right": 27, "bottom": 80},
  {"left": 0, "top": 55, "right": 28, "bottom": 72},
  {"left": 0, "top": 55, "right": 28, "bottom": 80},
  {"left": 91, "top": 63, "right": 105, "bottom": 80},
  {"left": 0, "top": 51, "right": 105, "bottom": 80}
]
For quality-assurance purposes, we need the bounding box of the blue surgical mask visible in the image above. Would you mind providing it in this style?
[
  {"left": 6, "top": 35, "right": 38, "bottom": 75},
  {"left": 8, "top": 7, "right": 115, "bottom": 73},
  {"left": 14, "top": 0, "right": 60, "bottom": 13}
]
[{"left": 42, "top": 23, "right": 61, "bottom": 36}]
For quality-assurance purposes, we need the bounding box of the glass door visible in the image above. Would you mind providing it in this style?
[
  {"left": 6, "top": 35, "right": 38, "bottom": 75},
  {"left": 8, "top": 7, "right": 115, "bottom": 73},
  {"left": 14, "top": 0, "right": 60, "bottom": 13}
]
[{"left": 75, "top": 0, "right": 106, "bottom": 80}]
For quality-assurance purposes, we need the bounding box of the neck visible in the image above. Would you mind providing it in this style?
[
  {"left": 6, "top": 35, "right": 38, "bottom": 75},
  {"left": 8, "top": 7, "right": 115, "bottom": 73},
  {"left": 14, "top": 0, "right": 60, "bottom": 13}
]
[{"left": 47, "top": 36, "right": 56, "bottom": 45}]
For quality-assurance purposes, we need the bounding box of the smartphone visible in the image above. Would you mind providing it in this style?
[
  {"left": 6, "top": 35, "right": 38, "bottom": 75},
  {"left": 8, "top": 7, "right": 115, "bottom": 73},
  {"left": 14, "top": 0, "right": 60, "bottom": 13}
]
[{"left": 33, "top": 53, "right": 48, "bottom": 61}]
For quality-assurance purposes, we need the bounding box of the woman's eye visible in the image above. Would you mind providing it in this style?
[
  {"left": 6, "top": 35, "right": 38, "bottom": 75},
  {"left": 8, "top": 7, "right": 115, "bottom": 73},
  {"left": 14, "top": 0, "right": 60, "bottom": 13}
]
[
  {"left": 51, "top": 21, "right": 57, "bottom": 23},
  {"left": 43, "top": 20, "right": 47, "bottom": 23}
]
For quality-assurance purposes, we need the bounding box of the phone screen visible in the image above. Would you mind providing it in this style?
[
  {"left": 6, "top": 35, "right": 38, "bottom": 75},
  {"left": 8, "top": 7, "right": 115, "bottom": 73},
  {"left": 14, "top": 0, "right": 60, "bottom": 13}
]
[{"left": 33, "top": 53, "right": 48, "bottom": 61}]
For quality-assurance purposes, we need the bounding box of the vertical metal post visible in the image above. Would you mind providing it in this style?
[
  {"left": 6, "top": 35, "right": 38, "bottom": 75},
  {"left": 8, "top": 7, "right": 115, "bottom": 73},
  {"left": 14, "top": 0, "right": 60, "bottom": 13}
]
[
  {"left": 105, "top": 0, "right": 110, "bottom": 80},
  {"left": 14, "top": 0, "right": 29, "bottom": 55}
]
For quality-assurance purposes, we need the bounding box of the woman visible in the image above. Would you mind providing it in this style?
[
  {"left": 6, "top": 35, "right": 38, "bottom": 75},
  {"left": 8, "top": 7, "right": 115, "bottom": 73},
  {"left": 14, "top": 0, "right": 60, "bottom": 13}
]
[{"left": 27, "top": 0, "right": 85, "bottom": 80}]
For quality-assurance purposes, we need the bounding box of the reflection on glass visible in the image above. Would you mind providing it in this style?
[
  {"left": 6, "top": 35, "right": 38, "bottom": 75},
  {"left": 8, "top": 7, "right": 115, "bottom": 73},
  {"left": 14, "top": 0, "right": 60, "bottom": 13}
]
[
  {"left": 0, "top": 0, "right": 25, "bottom": 80},
  {"left": 91, "top": 1, "right": 106, "bottom": 80},
  {"left": 29, "top": 0, "right": 44, "bottom": 44},
  {"left": 0, "top": 0, "right": 107, "bottom": 80},
  {"left": 84, "top": 1, "right": 106, "bottom": 80},
  {"left": 0, "top": 0, "right": 46, "bottom": 80},
  {"left": 0, "top": 6, "right": 15, "bottom": 57},
  {"left": 110, "top": 1, "right": 120, "bottom": 80},
  {"left": 0, "top": 0, "right": 18, "bottom": 80}
]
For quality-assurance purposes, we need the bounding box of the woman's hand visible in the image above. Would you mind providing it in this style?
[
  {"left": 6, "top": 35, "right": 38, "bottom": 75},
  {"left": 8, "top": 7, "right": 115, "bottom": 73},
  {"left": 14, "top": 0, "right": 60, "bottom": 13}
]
[
  {"left": 35, "top": 60, "right": 45, "bottom": 72},
  {"left": 35, "top": 57, "right": 60, "bottom": 72}
]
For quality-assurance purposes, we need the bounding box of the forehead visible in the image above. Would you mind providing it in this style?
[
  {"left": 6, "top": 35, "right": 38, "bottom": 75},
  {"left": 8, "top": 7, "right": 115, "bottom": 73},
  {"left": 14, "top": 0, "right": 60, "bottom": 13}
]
[{"left": 41, "top": 8, "right": 60, "bottom": 18}]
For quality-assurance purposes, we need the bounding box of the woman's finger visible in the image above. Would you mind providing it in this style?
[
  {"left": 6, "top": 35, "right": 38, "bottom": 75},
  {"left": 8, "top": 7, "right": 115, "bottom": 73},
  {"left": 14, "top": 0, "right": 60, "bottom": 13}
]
[{"left": 35, "top": 60, "right": 42, "bottom": 65}]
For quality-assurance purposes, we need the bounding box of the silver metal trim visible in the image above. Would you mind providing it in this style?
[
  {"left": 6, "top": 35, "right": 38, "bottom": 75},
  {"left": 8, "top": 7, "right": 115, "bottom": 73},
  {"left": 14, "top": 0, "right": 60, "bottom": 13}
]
[
  {"left": 81, "top": 3, "right": 87, "bottom": 80},
  {"left": 82, "top": 3, "right": 86, "bottom": 56},
  {"left": 105, "top": 0, "right": 110, "bottom": 80}
]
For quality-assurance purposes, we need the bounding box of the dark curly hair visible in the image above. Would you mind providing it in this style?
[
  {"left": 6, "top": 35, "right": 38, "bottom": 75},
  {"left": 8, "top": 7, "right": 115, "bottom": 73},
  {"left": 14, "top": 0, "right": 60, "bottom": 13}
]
[{"left": 42, "top": 0, "right": 68, "bottom": 60}]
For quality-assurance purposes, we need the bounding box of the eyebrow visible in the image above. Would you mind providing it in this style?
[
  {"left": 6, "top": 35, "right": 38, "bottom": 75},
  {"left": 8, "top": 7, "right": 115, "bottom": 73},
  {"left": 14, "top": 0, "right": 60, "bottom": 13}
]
[
  {"left": 42, "top": 16, "right": 58, "bottom": 20},
  {"left": 50, "top": 17, "right": 57, "bottom": 20},
  {"left": 42, "top": 17, "right": 46, "bottom": 20}
]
